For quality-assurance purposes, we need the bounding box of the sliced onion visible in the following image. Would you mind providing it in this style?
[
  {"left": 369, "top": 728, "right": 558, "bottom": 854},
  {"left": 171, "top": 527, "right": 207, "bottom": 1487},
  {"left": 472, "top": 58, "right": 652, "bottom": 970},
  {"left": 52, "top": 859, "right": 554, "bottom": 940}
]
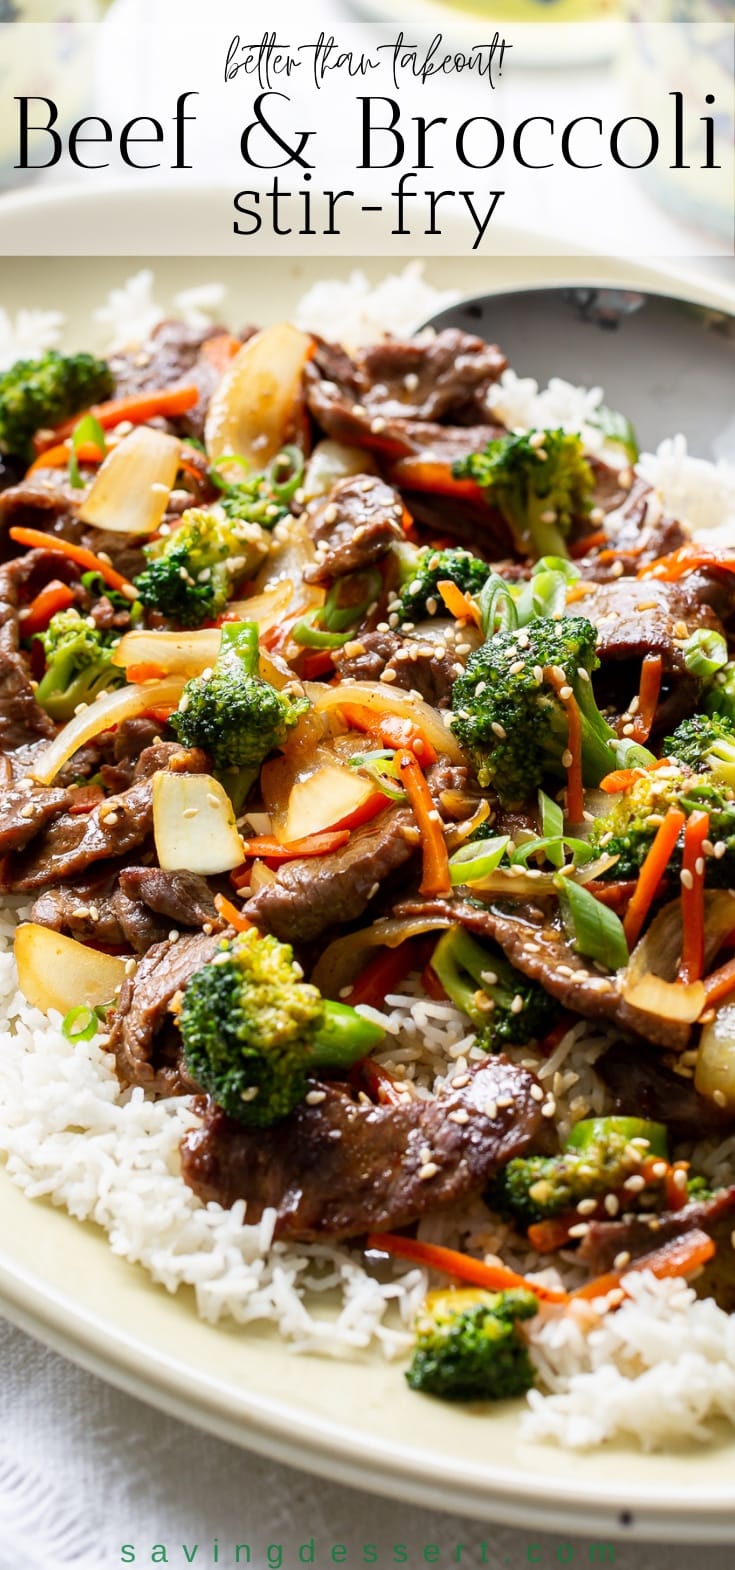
[
  {"left": 152, "top": 771, "right": 245, "bottom": 874},
  {"left": 303, "top": 439, "right": 377, "bottom": 501},
  {"left": 29, "top": 677, "right": 187, "bottom": 785},
  {"left": 204, "top": 323, "right": 314, "bottom": 471},
  {"left": 311, "top": 914, "right": 452, "bottom": 996},
  {"left": 619, "top": 892, "right": 735, "bottom": 1029},
  {"left": 283, "top": 762, "right": 378, "bottom": 843},
  {"left": 249, "top": 858, "right": 276, "bottom": 892},
  {"left": 78, "top": 426, "right": 181, "bottom": 535},
  {"left": 449, "top": 853, "right": 619, "bottom": 897},
  {"left": 14, "top": 923, "right": 127, "bottom": 1016},
  {"left": 113, "top": 627, "right": 221, "bottom": 678},
  {"left": 309, "top": 679, "right": 465, "bottom": 763},
  {"left": 621, "top": 973, "right": 706, "bottom": 1025},
  {"left": 695, "top": 1000, "right": 735, "bottom": 1109},
  {"left": 625, "top": 893, "right": 735, "bottom": 985}
]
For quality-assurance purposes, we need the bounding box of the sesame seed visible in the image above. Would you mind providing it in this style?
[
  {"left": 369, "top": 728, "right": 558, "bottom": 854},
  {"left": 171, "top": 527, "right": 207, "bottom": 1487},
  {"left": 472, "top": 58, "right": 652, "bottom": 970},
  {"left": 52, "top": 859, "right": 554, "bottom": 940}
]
[
  {"left": 610, "top": 561, "right": 624, "bottom": 578},
  {"left": 418, "top": 1161, "right": 439, "bottom": 1180},
  {"left": 714, "top": 841, "right": 726, "bottom": 859},
  {"left": 182, "top": 807, "right": 199, "bottom": 819},
  {"left": 568, "top": 1222, "right": 590, "bottom": 1238},
  {"left": 530, "top": 1084, "right": 544, "bottom": 1103},
  {"left": 380, "top": 668, "right": 397, "bottom": 683},
  {"left": 604, "top": 1194, "right": 620, "bottom": 1216},
  {"left": 510, "top": 659, "right": 524, "bottom": 675},
  {"left": 624, "top": 1174, "right": 646, "bottom": 1192},
  {"left": 168, "top": 929, "right": 180, "bottom": 944},
  {"left": 561, "top": 749, "right": 573, "bottom": 769},
  {"left": 18, "top": 802, "right": 35, "bottom": 820},
  {"left": 491, "top": 721, "right": 507, "bottom": 740},
  {"left": 305, "top": 1089, "right": 327, "bottom": 1105},
  {"left": 673, "top": 1166, "right": 689, "bottom": 1188},
  {"left": 496, "top": 1095, "right": 514, "bottom": 1109},
  {"left": 448, "top": 1108, "right": 470, "bottom": 1125},
  {"left": 541, "top": 1099, "right": 556, "bottom": 1118},
  {"left": 577, "top": 1198, "right": 598, "bottom": 1215},
  {"left": 370, "top": 417, "right": 387, "bottom": 434},
  {"left": 451, "top": 1073, "right": 471, "bottom": 1089},
  {"left": 510, "top": 994, "right": 525, "bottom": 1015},
  {"left": 240, "top": 1086, "right": 260, "bottom": 1102},
  {"left": 124, "top": 958, "right": 137, "bottom": 977},
  {"left": 559, "top": 685, "right": 573, "bottom": 702},
  {"left": 613, "top": 1251, "right": 632, "bottom": 1270},
  {"left": 484, "top": 1099, "right": 498, "bottom": 1119},
  {"left": 680, "top": 868, "right": 694, "bottom": 890}
]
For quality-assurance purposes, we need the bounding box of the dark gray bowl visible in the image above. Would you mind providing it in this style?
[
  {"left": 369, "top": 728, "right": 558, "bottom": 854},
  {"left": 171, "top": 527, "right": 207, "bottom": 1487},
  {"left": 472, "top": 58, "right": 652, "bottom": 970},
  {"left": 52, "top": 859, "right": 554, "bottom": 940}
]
[{"left": 421, "top": 285, "right": 735, "bottom": 462}]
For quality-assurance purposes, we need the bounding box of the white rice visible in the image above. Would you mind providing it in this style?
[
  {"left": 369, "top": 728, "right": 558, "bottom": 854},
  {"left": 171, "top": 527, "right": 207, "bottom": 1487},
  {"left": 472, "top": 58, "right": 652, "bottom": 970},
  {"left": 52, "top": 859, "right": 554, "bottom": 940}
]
[{"left": 2, "top": 265, "right": 735, "bottom": 1448}]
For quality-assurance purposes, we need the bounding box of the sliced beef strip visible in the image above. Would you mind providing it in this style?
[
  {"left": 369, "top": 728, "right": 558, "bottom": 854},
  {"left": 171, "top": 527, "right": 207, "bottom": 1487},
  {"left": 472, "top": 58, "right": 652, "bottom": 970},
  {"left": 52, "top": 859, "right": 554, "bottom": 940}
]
[
  {"left": 108, "top": 929, "right": 225, "bottom": 1095},
  {"left": 1, "top": 747, "right": 208, "bottom": 893},
  {"left": 109, "top": 319, "right": 256, "bottom": 444},
  {"left": 582, "top": 575, "right": 724, "bottom": 732},
  {"left": 0, "top": 780, "right": 73, "bottom": 856},
  {"left": 595, "top": 1040, "right": 733, "bottom": 1143},
  {"left": 304, "top": 475, "right": 404, "bottom": 583},
  {"left": 180, "top": 1055, "right": 544, "bottom": 1240},
  {"left": 247, "top": 805, "right": 416, "bottom": 944},
  {"left": 118, "top": 867, "right": 224, "bottom": 931},
  {"left": 332, "top": 628, "right": 460, "bottom": 707},
  {"left": 577, "top": 1186, "right": 735, "bottom": 1311},
  {"left": 30, "top": 879, "right": 169, "bottom": 952},
  {"left": 309, "top": 328, "right": 505, "bottom": 426},
  {"left": 0, "top": 552, "right": 56, "bottom": 752},
  {"left": 394, "top": 895, "right": 691, "bottom": 1053},
  {"left": 0, "top": 471, "right": 149, "bottom": 580}
]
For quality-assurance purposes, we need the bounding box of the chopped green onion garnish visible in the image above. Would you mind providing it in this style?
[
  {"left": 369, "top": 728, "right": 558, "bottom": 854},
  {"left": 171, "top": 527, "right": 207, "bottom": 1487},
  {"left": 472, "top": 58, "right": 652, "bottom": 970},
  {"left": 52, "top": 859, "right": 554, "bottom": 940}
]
[
  {"left": 510, "top": 833, "right": 594, "bottom": 868},
  {"left": 61, "top": 1005, "right": 99, "bottom": 1043},
  {"left": 682, "top": 629, "right": 729, "bottom": 680},
  {"left": 268, "top": 444, "right": 304, "bottom": 504},
  {"left": 539, "top": 788, "right": 564, "bottom": 868},
  {"left": 322, "top": 567, "right": 382, "bottom": 633},
  {"left": 448, "top": 834, "right": 510, "bottom": 885},
  {"left": 554, "top": 874, "right": 629, "bottom": 971},
  {"left": 291, "top": 612, "right": 350, "bottom": 650},
  {"left": 531, "top": 556, "right": 581, "bottom": 584},
  {"left": 68, "top": 413, "right": 106, "bottom": 490},
  {"left": 478, "top": 573, "right": 518, "bottom": 637},
  {"left": 349, "top": 750, "right": 407, "bottom": 802},
  {"left": 209, "top": 453, "right": 252, "bottom": 490}
]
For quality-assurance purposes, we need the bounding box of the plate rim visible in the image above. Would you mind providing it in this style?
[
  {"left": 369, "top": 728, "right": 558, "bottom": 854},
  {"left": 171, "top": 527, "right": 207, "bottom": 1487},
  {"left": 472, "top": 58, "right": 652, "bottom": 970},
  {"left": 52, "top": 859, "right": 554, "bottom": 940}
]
[{"left": 1, "top": 217, "right": 735, "bottom": 1539}]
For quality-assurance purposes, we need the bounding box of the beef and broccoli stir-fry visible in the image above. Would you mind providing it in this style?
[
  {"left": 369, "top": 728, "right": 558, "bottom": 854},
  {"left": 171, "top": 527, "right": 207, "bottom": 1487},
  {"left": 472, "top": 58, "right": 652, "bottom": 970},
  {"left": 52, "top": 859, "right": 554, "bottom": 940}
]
[{"left": 2, "top": 314, "right": 735, "bottom": 1406}]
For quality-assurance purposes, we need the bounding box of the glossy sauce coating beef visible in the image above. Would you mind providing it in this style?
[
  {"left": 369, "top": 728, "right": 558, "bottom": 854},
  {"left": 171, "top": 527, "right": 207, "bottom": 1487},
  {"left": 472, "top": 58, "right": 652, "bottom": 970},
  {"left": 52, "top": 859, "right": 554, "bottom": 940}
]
[{"left": 181, "top": 1056, "right": 545, "bottom": 1241}]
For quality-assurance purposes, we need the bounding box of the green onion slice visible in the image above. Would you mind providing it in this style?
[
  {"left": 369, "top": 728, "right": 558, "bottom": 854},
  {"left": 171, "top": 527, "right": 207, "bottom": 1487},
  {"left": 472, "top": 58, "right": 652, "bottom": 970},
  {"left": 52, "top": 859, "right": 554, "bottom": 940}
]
[
  {"left": 268, "top": 445, "right": 305, "bottom": 503},
  {"left": 68, "top": 413, "right": 107, "bottom": 490},
  {"left": 682, "top": 629, "right": 729, "bottom": 680},
  {"left": 478, "top": 574, "right": 518, "bottom": 637},
  {"left": 322, "top": 568, "right": 382, "bottom": 633},
  {"left": 291, "top": 611, "right": 351, "bottom": 650},
  {"left": 554, "top": 874, "right": 629, "bottom": 971},
  {"left": 448, "top": 834, "right": 510, "bottom": 885},
  {"left": 61, "top": 1004, "right": 99, "bottom": 1043},
  {"left": 510, "top": 834, "right": 595, "bottom": 868},
  {"left": 349, "top": 750, "right": 407, "bottom": 802}
]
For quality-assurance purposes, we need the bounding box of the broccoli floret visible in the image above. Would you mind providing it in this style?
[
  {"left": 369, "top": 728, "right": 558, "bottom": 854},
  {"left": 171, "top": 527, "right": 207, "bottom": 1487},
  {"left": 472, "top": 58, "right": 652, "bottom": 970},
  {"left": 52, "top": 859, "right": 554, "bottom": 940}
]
[
  {"left": 406, "top": 1288, "right": 538, "bottom": 1402},
  {"left": 663, "top": 713, "right": 735, "bottom": 788},
  {"left": 454, "top": 429, "right": 594, "bottom": 561},
  {"left": 179, "top": 927, "right": 384, "bottom": 1126},
  {"left": 430, "top": 925, "right": 558, "bottom": 1050},
  {"left": 134, "top": 506, "right": 269, "bottom": 628},
  {"left": 171, "top": 619, "right": 309, "bottom": 775},
  {"left": 705, "top": 661, "right": 735, "bottom": 727},
  {"left": 214, "top": 470, "right": 290, "bottom": 532},
  {"left": 34, "top": 608, "right": 125, "bottom": 722},
  {"left": 450, "top": 616, "right": 653, "bottom": 807},
  {"left": 490, "top": 1118, "right": 668, "bottom": 1230},
  {"left": 393, "top": 546, "right": 490, "bottom": 625},
  {"left": 588, "top": 761, "right": 735, "bottom": 883},
  {"left": 0, "top": 350, "right": 113, "bottom": 464}
]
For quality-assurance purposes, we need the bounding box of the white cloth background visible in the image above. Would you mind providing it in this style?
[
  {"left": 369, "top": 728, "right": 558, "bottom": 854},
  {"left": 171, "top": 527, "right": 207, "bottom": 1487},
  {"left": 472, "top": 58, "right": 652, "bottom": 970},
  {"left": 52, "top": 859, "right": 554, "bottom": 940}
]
[{"left": 1, "top": 1315, "right": 732, "bottom": 1570}]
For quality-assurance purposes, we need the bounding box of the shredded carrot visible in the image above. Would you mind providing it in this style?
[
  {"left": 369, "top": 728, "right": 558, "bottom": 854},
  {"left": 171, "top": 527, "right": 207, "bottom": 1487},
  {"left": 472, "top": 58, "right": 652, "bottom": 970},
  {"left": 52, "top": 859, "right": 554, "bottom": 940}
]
[
  {"left": 299, "top": 650, "right": 336, "bottom": 681},
  {"left": 338, "top": 702, "right": 437, "bottom": 767},
  {"left": 596, "top": 544, "right": 646, "bottom": 565},
  {"left": 395, "top": 747, "right": 451, "bottom": 897},
  {"left": 679, "top": 810, "right": 709, "bottom": 985},
  {"left": 233, "top": 829, "right": 351, "bottom": 870},
  {"left": 19, "top": 579, "right": 75, "bottom": 636},
  {"left": 665, "top": 1162, "right": 691, "bottom": 1213},
  {"left": 527, "top": 1215, "right": 580, "bottom": 1253},
  {"left": 573, "top": 1228, "right": 715, "bottom": 1303},
  {"left": 8, "top": 526, "right": 137, "bottom": 597},
  {"left": 343, "top": 941, "right": 421, "bottom": 1010},
  {"left": 586, "top": 879, "right": 638, "bottom": 911},
  {"left": 436, "top": 579, "right": 483, "bottom": 629},
  {"left": 125, "top": 662, "right": 167, "bottom": 684},
  {"left": 366, "top": 1232, "right": 569, "bottom": 1304},
  {"left": 569, "top": 529, "right": 608, "bottom": 559},
  {"left": 201, "top": 333, "right": 242, "bottom": 372},
  {"left": 631, "top": 653, "right": 662, "bottom": 745},
  {"left": 700, "top": 952, "right": 735, "bottom": 1011},
  {"left": 545, "top": 667, "right": 583, "bottom": 823},
  {"left": 565, "top": 581, "right": 595, "bottom": 604},
  {"left": 623, "top": 807, "right": 686, "bottom": 948},
  {"left": 27, "top": 438, "right": 106, "bottom": 474},
  {"left": 638, "top": 544, "right": 735, "bottom": 583},
  {"left": 213, "top": 893, "right": 253, "bottom": 933},
  {"left": 36, "top": 384, "right": 200, "bottom": 450},
  {"left": 349, "top": 1058, "right": 406, "bottom": 1107},
  {"left": 599, "top": 758, "right": 672, "bottom": 794}
]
